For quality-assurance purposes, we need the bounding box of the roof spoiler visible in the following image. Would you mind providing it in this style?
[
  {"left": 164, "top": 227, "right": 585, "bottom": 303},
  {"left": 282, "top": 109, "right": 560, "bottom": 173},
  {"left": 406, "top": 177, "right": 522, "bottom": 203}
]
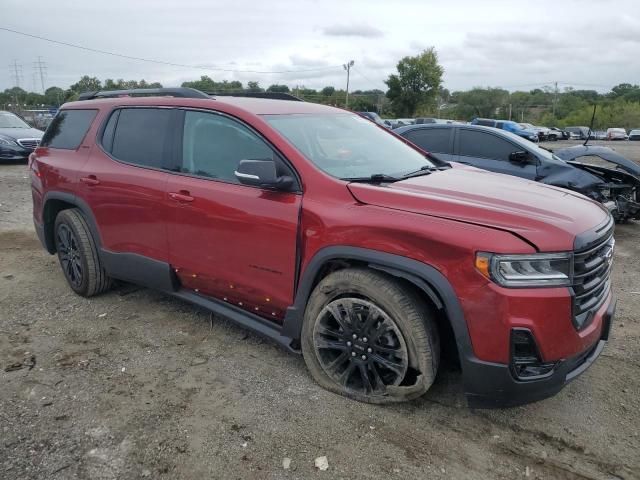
[
  {"left": 77, "top": 87, "right": 210, "bottom": 100},
  {"left": 205, "top": 91, "right": 303, "bottom": 101}
]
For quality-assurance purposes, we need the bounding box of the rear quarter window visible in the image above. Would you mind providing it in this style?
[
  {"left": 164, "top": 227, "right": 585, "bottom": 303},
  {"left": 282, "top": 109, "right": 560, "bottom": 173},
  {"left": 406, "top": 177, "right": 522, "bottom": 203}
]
[
  {"left": 40, "top": 109, "right": 98, "bottom": 149},
  {"left": 404, "top": 128, "right": 452, "bottom": 154}
]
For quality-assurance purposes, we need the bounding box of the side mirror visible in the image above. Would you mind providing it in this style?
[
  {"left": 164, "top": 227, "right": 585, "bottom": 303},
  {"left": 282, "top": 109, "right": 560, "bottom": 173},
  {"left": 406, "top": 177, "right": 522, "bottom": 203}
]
[
  {"left": 509, "top": 151, "right": 530, "bottom": 164},
  {"left": 234, "top": 159, "right": 294, "bottom": 191}
]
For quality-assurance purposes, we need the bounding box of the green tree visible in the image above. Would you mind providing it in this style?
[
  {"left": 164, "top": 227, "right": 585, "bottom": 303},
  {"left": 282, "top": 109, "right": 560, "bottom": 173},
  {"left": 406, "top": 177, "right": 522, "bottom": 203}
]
[
  {"left": 246, "top": 81, "right": 263, "bottom": 92},
  {"left": 69, "top": 76, "right": 102, "bottom": 93},
  {"left": 321, "top": 86, "right": 335, "bottom": 96},
  {"left": 182, "top": 76, "right": 242, "bottom": 92},
  {"left": 385, "top": 48, "right": 443, "bottom": 117},
  {"left": 266, "top": 84, "right": 290, "bottom": 93},
  {"left": 451, "top": 87, "right": 509, "bottom": 119},
  {"left": 44, "top": 87, "right": 65, "bottom": 106}
]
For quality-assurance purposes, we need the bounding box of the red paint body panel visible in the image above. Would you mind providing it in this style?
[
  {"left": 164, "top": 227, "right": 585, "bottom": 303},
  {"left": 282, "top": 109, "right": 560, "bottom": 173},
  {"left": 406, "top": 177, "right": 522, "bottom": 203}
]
[
  {"left": 31, "top": 95, "right": 614, "bottom": 372},
  {"left": 165, "top": 175, "right": 300, "bottom": 320}
]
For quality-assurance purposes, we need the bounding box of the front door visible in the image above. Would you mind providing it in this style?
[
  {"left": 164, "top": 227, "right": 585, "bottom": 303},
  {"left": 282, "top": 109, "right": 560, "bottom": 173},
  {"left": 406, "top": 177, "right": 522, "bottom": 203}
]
[
  {"left": 456, "top": 128, "right": 538, "bottom": 180},
  {"left": 165, "top": 109, "right": 301, "bottom": 321}
]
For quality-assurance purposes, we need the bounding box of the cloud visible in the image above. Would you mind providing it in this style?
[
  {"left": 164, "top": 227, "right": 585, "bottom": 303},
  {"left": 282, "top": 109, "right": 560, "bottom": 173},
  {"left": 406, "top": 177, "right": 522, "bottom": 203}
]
[
  {"left": 289, "top": 53, "right": 329, "bottom": 67},
  {"left": 322, "top": 23, "right": 384, "bottom": 38}
]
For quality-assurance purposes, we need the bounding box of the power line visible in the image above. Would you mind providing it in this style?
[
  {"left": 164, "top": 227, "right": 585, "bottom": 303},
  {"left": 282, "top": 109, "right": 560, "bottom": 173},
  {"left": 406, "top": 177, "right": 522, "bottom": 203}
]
[{"left": 0, "top": 26, "right": 344, "bottom": 75}]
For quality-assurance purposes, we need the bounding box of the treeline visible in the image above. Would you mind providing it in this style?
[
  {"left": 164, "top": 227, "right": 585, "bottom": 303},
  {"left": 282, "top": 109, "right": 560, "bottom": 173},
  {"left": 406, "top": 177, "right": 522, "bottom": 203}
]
[{"left": 3, "top": 69, "right": 640, "bottom": 129}]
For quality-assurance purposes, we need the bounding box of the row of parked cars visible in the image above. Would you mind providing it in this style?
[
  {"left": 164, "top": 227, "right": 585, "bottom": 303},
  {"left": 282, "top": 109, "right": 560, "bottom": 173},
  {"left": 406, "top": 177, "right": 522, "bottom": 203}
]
[
  {"left": 2, "top": 88, "right": 636, "bottom": 409},
  {"left": 359, "top": 112, "right": 640, "bottom": 144}
]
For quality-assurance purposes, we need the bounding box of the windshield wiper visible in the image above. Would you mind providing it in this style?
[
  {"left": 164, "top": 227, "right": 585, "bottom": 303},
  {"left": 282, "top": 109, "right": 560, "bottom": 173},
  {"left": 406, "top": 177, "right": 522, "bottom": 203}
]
[
  {"left": 399, "top": 165, "right": 437, "bottom": 179},
  {"left": 343, "top": 173, "right": 400, "bottom": 183}
]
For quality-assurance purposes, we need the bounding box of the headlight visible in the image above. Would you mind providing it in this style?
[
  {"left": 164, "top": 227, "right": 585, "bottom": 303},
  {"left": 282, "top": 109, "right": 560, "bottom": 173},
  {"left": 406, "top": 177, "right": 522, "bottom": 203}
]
[
  {"left": 0, "top": 137, "right": 18, "bottom": 146},
  {"left": 475, "top": 252, "right": 573, "bottom": 287}
]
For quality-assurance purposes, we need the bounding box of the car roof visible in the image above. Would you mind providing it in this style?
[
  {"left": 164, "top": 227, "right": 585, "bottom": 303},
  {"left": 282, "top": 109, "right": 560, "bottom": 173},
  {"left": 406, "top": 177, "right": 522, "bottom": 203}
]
[{"left": 62, "top": 95, "right": 345, "bottom": 116}]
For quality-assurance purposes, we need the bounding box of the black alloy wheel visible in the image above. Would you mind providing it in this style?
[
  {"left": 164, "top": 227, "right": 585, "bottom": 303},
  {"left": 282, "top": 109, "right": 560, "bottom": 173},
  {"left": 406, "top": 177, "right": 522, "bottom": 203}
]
[{"left": 313, "top": 297, "right": 409, "bottom": 395}]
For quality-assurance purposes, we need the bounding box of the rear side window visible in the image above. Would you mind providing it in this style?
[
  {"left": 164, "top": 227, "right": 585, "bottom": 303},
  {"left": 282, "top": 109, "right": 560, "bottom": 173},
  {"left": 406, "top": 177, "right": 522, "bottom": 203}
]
[
  {"left": 109, "top": 108, "right": 172, "bottom": 168},
  {"left": 40, "top": 109, "right": 97, "bottom": 149},
  {"left": 404, "top": 128, "right": 452, "bottom": 154},
  {"left": 459, "top": 129, "right": 517, "bottom": 161}
]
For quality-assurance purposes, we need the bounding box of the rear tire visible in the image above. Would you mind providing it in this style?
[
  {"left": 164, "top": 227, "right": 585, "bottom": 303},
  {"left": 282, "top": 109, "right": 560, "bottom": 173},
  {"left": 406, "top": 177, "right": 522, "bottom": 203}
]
[
  {"left": 301, "top": 268, "right": 440, "bottom": 404},
  {"left": 54, "top": 209, "right": 111, "bottom": 297}
]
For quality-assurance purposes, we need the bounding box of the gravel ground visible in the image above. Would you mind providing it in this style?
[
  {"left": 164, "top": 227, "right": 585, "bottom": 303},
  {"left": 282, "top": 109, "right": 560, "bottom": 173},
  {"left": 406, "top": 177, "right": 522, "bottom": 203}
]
[{"left": 1, "top": 143, "right": 639, "bottom": 480}]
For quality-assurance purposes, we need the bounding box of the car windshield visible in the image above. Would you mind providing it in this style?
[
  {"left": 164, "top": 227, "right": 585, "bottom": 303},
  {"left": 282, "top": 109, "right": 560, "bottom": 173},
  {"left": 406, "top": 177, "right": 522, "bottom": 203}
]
[
  {"left": 0, "top": 112, "right": 31, "bottom": 128},
  {"left": 264, "top": 113, "right": 434, "bottom": 179},
  {"left": 498, "top": 128, "right": 566, "bottom": 164}
]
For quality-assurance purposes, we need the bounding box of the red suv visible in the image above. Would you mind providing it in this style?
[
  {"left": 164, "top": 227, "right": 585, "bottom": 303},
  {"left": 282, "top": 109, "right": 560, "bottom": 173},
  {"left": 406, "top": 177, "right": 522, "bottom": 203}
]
[{"left": 30, "top": 88, "right": 616, "bottom": 407}]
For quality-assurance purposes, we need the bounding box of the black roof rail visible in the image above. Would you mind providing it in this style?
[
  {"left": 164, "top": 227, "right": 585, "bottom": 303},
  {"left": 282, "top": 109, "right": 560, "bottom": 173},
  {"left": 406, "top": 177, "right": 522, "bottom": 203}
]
[
  {"left": 206, "top": 91, "right": 303, "bottom": 102},
  {"left": 77, "top": 87, "right": 210, "bottom": 101}
]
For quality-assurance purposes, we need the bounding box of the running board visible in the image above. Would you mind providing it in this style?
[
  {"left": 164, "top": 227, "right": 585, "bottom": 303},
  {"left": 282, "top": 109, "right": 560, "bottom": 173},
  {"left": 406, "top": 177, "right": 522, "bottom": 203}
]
[{"left": 171, "top": 289, "right": 299, "bottom": 353}]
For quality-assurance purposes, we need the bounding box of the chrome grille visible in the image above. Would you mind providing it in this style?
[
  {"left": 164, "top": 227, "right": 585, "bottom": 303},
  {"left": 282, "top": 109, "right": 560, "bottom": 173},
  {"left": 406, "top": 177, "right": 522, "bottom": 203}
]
[
  {"left": 17, "top": 138, "right": 40, "bottom": 150},
  {"left": 572, "top": 232, "right": 614, "bottom": 329}
]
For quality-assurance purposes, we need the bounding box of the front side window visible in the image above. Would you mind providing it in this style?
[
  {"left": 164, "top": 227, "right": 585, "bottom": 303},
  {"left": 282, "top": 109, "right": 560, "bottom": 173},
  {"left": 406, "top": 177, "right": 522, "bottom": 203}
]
[
  {"left": 405, "top": 128, "right": 452, "bottom": 154},
  {"left": 110, "top": 108, "right": 172, "bottom": 168},
  {"left": 459, "top": 129, "right": 517, "bottom": 161},
  {"left": 41, "top": 109, "right": 98, "bottom": 149},
  {"left": 264, "top": 113, "right": 433, "bottom": 179},
  {"left": 181, "top": 110, "right": 275, "bottom": 183}
]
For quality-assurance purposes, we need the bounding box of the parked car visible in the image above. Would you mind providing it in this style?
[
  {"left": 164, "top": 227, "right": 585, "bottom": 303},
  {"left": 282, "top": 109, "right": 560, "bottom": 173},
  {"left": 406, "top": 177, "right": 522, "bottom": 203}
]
[
  {"left": 520, "top": 123, "right": 549, "bottom": 141},
  {"left": 628, "top": 129, "right": 640, "bottom": 141},
  {"left": 547, "top": 127, "right": 570, "bottom": 141},
  {"left": 471, "top": 118, "right": 539, "bottom": 142},
  {"left": 565, "top": 126, "right": 590, "bottom": 140},
  {"left": 606, "top": 128, "right": 627, "bottom": 140},
  {"left": 357, "top": 111, "right": 388, "bottom": 128},
  {"left": 593, "top": 130, "right": 607, "bottom": 140},
  {"left": 31, "top": 87, "right": 616, "bottom": 408},
  {"left": 0, "top": 110, "right": 44, "bottom": 161},
  {"left": 395, "top": 123, "right": 640, "bottom": 222}
]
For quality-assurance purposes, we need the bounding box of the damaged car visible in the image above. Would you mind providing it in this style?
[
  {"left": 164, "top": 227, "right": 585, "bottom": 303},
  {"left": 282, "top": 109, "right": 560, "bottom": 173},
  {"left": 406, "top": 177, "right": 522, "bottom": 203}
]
[{"left": 395, "top": 123, "right": 640, "bottom": 222}]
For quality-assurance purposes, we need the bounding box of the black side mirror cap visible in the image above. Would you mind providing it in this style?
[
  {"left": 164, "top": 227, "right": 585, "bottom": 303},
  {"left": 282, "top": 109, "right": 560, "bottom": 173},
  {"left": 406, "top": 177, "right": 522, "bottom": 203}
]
[
  {"left": 509, "top": 151, "right": 530, "bottom": 164},
  {"left": 234, "top": 159, "right": 294, "bottom": 191}
]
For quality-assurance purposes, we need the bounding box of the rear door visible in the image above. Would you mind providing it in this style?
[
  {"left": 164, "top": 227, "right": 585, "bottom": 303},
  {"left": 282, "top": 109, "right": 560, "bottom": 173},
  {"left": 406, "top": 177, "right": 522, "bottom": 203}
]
[
  {"left": 402, "top": 127, "right": 455, "bottom": 162},
  {"left": 79, "top": 107, "right": 174, "bottom": 264},
  {"left": 165, "top": 109, "right": 301, "bottom": 321},
  {"left": 454, "top": 128, "right": 538, "bottom": 179}
]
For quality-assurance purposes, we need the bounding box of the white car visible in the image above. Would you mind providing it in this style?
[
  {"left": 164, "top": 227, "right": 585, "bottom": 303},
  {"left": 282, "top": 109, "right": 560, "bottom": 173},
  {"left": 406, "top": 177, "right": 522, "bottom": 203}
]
[{"left": 606, "top": 127, "right": 627, "bottom": 140}]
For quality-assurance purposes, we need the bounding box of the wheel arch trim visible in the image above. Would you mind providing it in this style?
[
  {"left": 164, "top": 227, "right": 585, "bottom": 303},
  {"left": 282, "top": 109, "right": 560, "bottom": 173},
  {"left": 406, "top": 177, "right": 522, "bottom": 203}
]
[{"left": 282, "top": 246, "right": 474, "bottom": 362}]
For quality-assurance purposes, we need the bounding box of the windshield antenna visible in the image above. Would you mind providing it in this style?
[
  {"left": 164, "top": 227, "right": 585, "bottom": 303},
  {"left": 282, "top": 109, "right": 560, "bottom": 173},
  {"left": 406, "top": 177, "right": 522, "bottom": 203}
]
[{"left": 584, "top": 104, "right": 597, "bottom": 147}]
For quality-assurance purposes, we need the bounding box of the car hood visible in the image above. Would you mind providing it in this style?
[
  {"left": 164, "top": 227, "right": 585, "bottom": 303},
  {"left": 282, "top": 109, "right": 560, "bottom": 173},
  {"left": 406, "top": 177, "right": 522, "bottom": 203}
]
[
  {"left": 554, "top": 145, "right": 640, "bottom": 177},
  {"left": 347, "top": 167, "right": 609, "bottom": 251},
  {"left": 0, "top": 127, "right": 44, "bottom": 140}
]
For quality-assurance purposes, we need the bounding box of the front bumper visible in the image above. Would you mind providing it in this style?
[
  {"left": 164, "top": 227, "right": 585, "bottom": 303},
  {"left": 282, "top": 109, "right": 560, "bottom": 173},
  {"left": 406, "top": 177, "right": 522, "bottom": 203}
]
[
  {"left": 0, "top": 144, "right": 33, "bottom": 161},
  {"left": 462, "top": 297, "right": 615, "bottom": 408}
]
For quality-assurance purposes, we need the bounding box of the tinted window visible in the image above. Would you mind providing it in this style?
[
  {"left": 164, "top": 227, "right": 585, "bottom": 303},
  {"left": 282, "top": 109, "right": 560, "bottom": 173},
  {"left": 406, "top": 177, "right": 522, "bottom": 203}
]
[
  {"left": 459, "top": 129, "right": 518, "bottom": 161},
  {"left": 101, "top": 110, "right": 119, "bottom": 152},
  {"left": 111, "top": 108, "right": 172, "bottom": 168},
  {"left": 181, "top": 110, "right": 274, "bottom": 183},
  {"left": 41, "top": 109, "right": 97, "bottom": 149},
  {"left": 404, "top": 128, "right": 451, "bottom": 154}
]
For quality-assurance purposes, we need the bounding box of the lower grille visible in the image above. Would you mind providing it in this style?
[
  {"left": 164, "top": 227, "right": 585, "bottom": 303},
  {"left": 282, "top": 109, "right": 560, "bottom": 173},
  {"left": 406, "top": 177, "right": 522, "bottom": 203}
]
[
  {"left": 17, "top": 138, "right": 40, "bottom": 150},
  {"left": 572, "top": 231, "right": 614, "bottom": 329}
]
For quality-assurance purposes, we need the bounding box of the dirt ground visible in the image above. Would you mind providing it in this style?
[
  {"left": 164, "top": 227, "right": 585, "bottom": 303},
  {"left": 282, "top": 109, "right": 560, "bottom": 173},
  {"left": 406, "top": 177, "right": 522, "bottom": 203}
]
[{"left": 1, "top": 142, "right": 639, "bottom": 480}]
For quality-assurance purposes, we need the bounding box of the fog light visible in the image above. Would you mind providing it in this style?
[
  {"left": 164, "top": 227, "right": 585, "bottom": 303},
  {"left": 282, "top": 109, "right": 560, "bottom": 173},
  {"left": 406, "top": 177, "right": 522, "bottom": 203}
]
[{"left": 510, "top": 329, "right": 556, "bottom": 380}]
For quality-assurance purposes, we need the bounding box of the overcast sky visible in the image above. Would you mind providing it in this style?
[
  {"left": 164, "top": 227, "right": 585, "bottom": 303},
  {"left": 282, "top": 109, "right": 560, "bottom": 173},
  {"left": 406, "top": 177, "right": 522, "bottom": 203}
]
[{"left": 2, "top": 0, "right": 639, "bottom": 94}]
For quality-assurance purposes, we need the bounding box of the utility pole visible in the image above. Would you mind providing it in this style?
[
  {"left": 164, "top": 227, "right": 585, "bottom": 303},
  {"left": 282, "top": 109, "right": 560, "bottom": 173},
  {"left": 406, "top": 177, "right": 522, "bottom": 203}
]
[
  {"left": 34, "top": 56, "right": 47, "bottom": 93},
  {"left": 10, "top": 59, "right": 23, "bottom": 88},
  {"left": 343, "top": 60, "right": 354, "bottom": 108},
  {"left": 508, "top": 103, "right": 512, "bottom": 121},
  {"left": 552, "top": 81, "right": 558, "bottom": 116}
]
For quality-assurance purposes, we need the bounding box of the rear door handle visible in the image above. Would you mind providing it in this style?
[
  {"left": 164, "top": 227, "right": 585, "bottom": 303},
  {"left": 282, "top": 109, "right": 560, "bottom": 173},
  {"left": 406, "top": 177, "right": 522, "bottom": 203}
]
[
  {"left": 168, "top": 190, "right": 194, "bottom": 203},
  {"left": 80, "top": 175, "right": 100, "bottom": 186}
]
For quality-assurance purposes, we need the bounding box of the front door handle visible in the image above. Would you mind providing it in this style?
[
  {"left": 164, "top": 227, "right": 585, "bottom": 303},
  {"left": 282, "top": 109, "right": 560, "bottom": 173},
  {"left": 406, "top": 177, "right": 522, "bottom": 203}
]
[
  {"left": 168, "top": 190, "right": 194, "bottom": 203},
  {"left": 80, "top": 175, "right": 100, "bottom": 186}
]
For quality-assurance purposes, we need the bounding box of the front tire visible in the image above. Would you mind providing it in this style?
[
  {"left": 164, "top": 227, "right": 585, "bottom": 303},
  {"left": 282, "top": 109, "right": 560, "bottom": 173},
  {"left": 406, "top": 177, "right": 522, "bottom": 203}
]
[
  {"left": 301, "top": 268, "right": 440, "bottom": 404},
  {"left": 54, "top": 209, "right": 111, "bottom": 297}
]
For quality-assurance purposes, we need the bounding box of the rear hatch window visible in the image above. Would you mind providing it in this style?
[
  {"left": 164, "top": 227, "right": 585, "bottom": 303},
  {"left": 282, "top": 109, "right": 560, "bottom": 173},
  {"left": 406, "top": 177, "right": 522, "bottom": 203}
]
[{"left": 40, "top": 109, "right": 98, "bottom": 149}]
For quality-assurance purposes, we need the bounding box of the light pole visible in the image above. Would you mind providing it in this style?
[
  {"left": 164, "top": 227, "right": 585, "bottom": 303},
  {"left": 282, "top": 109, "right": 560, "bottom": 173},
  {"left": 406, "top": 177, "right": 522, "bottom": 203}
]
[{"left": 343, "top": 60, "right": 354, "bottom": 108}]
